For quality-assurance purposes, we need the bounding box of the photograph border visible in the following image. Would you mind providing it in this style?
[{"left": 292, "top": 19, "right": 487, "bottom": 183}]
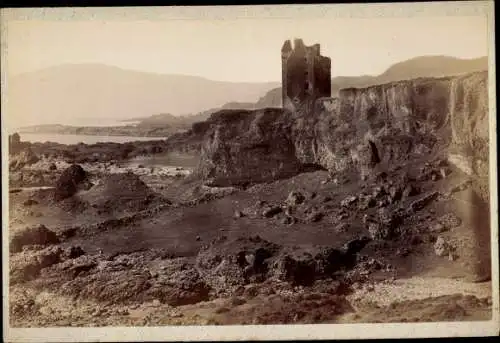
[{"left": 2, "top": 1, "right": 498, "bottom": 341}]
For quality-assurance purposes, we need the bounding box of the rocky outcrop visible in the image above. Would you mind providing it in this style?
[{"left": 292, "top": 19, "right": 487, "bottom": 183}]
[
  {"left": 54, "top": 164, "right": 89, "bottom": 201},
  {"left": 10, "top": 225, "right": 60, "bottom": 253},
  {"left": 194, "top": 109, "right": 307, "bottom": 187},
  {"left": 448, "top": 72, "right": 489, "bottom": 199},
  {"left": 9, "top": 147, "right": 40, "bottom": 171},
  {"left": 192, "top": 72, "right": 488, "bottom": 191}
]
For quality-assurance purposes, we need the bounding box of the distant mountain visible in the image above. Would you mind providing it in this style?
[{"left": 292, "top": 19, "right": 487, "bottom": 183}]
[
  {"left": 5, "top": 64, "right": 279, "bottom": 128},
  {"left": 8, "top": 55, "right": 488, "bottom": 131},
  {"left": 256, "top": 55, "right": 488, "bottom": 107},
  {"left": 377, "top": 55, "right": 488, "bottom": 83}
]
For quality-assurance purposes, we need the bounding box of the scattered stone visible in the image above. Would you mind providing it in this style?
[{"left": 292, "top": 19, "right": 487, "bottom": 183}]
[
  {"left": 430, "top": 223, "right": 446, "bottom": 233},
  {"left": 10, "top": 246, "right": 63, "bottom": 283},
  {"left": 196, "top": 236, "right": 201, "bottom": 241},
  {"left": 435, "top": 158, "right": 449, "bottom": 167},
  {"left": 54, "top": 164, "right": 88, "bottom": 201},
  {"left": 450, "top": 180, "right": 472, "bottom": 194},
  {"left": 335, "top": 223, "right": 349, "bottom": 233},
  {"left": 375, "top": 171, "right": 388, "bottom": 181},
  {"left": 233, "top": 210, "right": 244, "bottom": 218},
  {"left": 341, "top": 195, "right": 358, "bottom": 208},
  {"left": 343, "top": 237, "right": 371, "bottom": 255},
  {"left": 440, "top": 167, "right": 452, "bottom": 179},
  {"left": 358, "top": 194, "right": 376, "bottom": 210},
  {"left": 337, "top": 211, "right": 349, "bottom": 220},
  {"left": 366, "top": 209, "right": 402, "bottom": 240},
  {"left": 286, "top": 191, "right": 305, "bottom": 206},
  {"left": 411, "top": 235, "right": 423, "bottom": 245},
  {"left": 367, "top": 222, "right": 391, "bottom": 241},
  {"left": 262, "top": 206, "right": 282, "bottom": 218},
  {"left": 430, "top": 172, "right": 440, "bottom": 181},
  {"left": 306, "top": 211, "right": 324, "bottom": 223},
  {"left": 10, "top": 147, "right": 40, "bottom": 170},
  {"left": 438, "top": 213, "right": 462, "bottom": 229},
  {"left": 322, "top": 195, "right": 332, "bottom": 203},
  {"left": 409, "top": 192, "right": 439, "bottom": 212},
  {"left": 402, "top": 184, "right": 419, "bottom": 199},
  {"left": 281, "top": 216, "right": 295, "bottom": 225},
  {"left": 10, "top": 225, "right": 60, "bottom": 253},
  {"left": 388, "top": 186, "right": 402, "bottom": 203},
  {"left": 434, "top": 236, "right": 453, "bottom": 257},
  {"left": 377, "top": 197, "right": 390, "bottom": 208},
  {"left": 372, "top": 186, "right": 386, "bottom": 199},
  {"left": 230, "top": 296, "right": 247, "bottom": 306},
  {"left": 64, "top": 246, "right": 85, "bottom": 259},
  {"left": 23, "top": 199, "right": 39, "bottom": 206}
]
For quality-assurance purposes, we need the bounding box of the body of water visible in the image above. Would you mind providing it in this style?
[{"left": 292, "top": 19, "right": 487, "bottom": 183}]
[{"left": 20, "top": 132, "right": 166, "bottom": 145}]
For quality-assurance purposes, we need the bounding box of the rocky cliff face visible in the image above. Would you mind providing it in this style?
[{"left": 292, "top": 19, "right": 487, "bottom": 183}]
[
  {"left": 194, "top": 109, "right": 307, "bottom": 187},
  {"left": 193, "top": 71, "right": 489, "bottom": 194}
]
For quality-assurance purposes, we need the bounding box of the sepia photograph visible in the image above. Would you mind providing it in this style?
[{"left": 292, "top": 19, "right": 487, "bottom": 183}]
[{"left": 2, "top": 1, "right": 498, "bottom": 341}]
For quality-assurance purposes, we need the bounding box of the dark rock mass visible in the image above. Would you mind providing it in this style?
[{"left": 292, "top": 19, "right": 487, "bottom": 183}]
[
  {"left": 194, "top": 109, "right": 306, "bottom": 187},
  {"left": 189, "top": 71, "right": 488, "bottom": 195},
  {"left": 10, "top": 225, "right": 60, "bottom": 253},
  {"left": 54, "top": 164, "right": 88, "bottom": 201}
]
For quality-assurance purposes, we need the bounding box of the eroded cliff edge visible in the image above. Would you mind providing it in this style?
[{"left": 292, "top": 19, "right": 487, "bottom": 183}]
[{"left": 191, "top": 71, "right": 489, "bottom": 198}]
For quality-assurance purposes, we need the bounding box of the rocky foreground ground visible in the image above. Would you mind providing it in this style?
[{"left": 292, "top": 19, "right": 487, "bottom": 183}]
[
  {"left": 7, "top": 71, "right": 493, "bottom": 326},
  {"left": 8, "top": 145, "right": 493, "bottom": 326}
]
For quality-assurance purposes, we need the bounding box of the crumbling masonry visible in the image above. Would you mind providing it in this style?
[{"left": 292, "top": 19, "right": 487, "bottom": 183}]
[{"left": 281, "top": 38, "right": 331, "bottom": 112}]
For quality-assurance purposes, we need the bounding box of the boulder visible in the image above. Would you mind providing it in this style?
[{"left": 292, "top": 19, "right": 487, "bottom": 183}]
[
  {"left": 434, "top": 236, "right": 455, "bottom": 257},
  {"left": 10, "top": 246, "right": 63, "bottom": 284},
  {"left": 341, "top": 195, "right": 358, "bottom": 208},
  {"left": 9, "top": 147, "right": 39, "bottom": 171},
  {"left": 23, "top": 199, "right": 39, "bottom": 206},
  {"left": 388, "top": 185, "right": 402, "bottom": 203},
  {"left": 262, "top": 206, "right": 283, "bottom": 218},
  {"left": 10, "top": 225, "right": 60, "bottom": 253},
  {"left": 409, "top": 192, "right": 439, "bottom": 212},
  {"left": 306, "top": 210, "right": 324, "bottom": 223},
  {"left": 286, "top": 191, "right": 306, "bottom": 207},
  {"left": 402, "top": 184, "right": 420, "bottom": 199},
  {"left": 54, "top": 164, "right": 88, "bottom": 201}
]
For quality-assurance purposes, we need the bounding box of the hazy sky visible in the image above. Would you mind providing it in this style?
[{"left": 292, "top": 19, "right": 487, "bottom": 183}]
[{"left": 2, "top": 3, "right": 492, "bottom": 82}]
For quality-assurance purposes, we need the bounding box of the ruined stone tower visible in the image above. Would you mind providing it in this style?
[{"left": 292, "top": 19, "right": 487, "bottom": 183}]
[{"left": 281, "top": 38, "right": 331, "bottom": 112}]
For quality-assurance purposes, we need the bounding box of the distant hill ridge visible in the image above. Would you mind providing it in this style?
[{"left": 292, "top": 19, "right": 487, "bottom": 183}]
[
  {"left": 6, "top": 64, "right": 279, "bottom": 128},
  {"left": 255, "top": 55, "right": 488, "bottom": 108},
  {"left": 9, "top": 55, "right": 487, "bottom": 129}
]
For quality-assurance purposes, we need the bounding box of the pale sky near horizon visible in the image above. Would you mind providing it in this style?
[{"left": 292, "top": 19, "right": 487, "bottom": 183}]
[{"left": 2, "top": 3, "right": 492, "bottom": 82}]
